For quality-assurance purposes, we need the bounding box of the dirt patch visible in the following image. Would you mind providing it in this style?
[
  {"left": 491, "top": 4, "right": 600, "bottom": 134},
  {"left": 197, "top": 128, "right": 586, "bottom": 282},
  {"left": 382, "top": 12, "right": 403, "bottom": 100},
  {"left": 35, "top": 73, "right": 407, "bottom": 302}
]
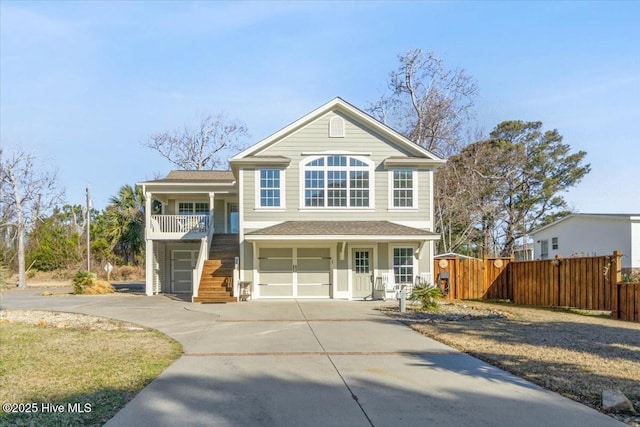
[
  {"left": 0, "top": 310, "right": 144, "bottom": 330},
  {"left": 382, "top": 301, "right": 640, "bottom": 426}
]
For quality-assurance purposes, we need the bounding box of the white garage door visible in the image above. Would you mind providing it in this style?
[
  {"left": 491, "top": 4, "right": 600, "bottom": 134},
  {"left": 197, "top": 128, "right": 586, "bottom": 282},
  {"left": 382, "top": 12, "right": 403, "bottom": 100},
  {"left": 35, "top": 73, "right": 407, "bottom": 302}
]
[{"left": 258, "top": 247, "right": 331, "bottom": 298}]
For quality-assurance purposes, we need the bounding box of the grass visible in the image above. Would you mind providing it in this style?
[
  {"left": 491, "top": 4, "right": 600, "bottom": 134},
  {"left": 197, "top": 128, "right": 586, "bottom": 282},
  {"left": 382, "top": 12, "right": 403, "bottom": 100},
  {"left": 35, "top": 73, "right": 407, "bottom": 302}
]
[
  {"left": 402, "top": 301, "right": 640, "bottom": 425},
  {"left": 0, "top": 319, "right": 182, "bottom": 426}
]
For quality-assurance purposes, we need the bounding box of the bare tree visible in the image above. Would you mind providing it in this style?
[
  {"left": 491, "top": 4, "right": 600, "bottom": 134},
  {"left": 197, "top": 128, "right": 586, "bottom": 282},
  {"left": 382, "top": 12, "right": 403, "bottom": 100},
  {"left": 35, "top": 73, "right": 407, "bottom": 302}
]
[
  {"left": 0, "top": 146, "right": 64, "bottom": 287},
  {"left": 144, "top": 113, "right": 248, "bottom": 170},
  {"left": 369, "top": 49, "right": 478, "bottom": 158}
]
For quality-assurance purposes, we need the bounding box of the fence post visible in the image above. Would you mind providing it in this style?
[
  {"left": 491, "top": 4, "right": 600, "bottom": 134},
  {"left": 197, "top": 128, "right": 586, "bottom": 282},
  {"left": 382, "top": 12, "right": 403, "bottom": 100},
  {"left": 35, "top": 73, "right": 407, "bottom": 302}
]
[
  {"left": 610, "top": 250, "right": 623, "bottom": 317},
  {"left": 554, "top": 255, "right": 562, "bottom": 307}
]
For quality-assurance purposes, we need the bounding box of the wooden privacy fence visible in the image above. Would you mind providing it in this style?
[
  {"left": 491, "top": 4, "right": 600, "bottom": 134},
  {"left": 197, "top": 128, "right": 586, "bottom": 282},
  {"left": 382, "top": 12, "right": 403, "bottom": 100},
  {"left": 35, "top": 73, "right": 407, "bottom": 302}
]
[
  {"left": 614, "top": 282, "right": 640, "bottom": 322},
  {"left": 433, "top": 256, "right": 512, "bottom": 301},
  {"left": 433, "top": 251, "right": 638, "bottom": 322},
  {"left": 509, "top": 253, "right": 620, "bottom": 311}
]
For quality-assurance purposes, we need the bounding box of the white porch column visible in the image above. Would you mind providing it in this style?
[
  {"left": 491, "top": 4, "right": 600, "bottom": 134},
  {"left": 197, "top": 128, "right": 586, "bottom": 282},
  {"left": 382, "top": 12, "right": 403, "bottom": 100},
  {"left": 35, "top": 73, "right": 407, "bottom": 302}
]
[
  {"left": 144, "top": 191, "right": 154, "bottom": 295},
  {"left": 209, "top": 192, "right": 215, "bottom": 234},
  {"left": 145, "top": 239, "right": 154, "bottom": 296}
]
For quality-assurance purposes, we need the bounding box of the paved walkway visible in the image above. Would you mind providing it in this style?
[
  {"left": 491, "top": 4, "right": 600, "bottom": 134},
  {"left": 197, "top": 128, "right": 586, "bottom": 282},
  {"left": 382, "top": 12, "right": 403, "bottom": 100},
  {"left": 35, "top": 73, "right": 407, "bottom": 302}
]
[{"left": 1, "top": 287, "right": 624, "bottom": 427}]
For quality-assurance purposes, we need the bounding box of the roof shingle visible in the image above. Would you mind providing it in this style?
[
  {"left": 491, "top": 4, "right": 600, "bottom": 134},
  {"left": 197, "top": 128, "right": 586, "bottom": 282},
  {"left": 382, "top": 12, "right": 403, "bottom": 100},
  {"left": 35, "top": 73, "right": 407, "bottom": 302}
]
[{"left": 246, "top": 221, "right": 438, "bottom": 237}]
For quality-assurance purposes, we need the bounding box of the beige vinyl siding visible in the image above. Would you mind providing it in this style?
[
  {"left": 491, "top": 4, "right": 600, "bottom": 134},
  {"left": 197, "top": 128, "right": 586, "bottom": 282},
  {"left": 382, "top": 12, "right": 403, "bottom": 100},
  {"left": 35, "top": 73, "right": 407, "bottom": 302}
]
[
  {"left": 241, "top": 240, "right": 254, "bottom": 283},
  {"left": 377, "top": 243, "right": 389, "bottom": 271},
  {"left": 243, "top": 112, "right": 432, "bottom": 224},
  {"left": 336, "top": 244, "right": 349, "bottom": 293},
  {"left": 213, "top": 199, "right": 225, "bottom": 233}
]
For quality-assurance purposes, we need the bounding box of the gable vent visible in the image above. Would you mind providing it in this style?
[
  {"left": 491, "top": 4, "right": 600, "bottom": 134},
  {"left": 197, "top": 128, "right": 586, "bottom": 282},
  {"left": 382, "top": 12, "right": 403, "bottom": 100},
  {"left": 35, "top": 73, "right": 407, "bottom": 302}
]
[{"left": 329, "top": 116, "right": 345, "bottom": 138}]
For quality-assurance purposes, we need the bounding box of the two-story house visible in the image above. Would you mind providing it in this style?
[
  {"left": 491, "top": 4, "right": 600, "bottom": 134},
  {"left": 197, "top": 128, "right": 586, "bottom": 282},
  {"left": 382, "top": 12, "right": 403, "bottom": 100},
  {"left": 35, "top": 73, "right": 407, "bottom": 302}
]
[{"left": 138, "top": 98, "right": 445, "bottom": 302}]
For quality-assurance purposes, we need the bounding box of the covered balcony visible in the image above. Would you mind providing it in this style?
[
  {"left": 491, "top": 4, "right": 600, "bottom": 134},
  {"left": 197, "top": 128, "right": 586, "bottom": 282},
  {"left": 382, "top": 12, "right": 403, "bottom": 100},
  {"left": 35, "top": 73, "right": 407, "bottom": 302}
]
[{"left": 147, "top": 214, "right": 210, "bottom": 240}]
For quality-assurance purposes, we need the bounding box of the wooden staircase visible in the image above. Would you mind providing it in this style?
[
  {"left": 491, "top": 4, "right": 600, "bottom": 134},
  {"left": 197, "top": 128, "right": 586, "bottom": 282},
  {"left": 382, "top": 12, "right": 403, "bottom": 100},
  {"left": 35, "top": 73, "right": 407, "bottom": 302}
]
[{"left": 193, "top": 234, "right": 239, "bottom": 303}]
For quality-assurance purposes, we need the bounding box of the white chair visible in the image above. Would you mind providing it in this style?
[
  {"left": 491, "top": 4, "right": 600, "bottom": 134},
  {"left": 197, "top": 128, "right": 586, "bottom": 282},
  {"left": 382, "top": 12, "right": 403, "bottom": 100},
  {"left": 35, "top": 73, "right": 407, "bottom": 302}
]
[{"left": 381, "top": 272, "right": 400, "bottom": 301}]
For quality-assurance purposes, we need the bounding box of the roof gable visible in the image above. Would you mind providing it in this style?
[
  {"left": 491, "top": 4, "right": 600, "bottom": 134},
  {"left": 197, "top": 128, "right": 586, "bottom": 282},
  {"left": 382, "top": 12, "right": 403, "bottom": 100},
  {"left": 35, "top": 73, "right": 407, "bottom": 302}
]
[
  {"left": 531, "top": 213, "right": 639, "bottom": 235},
  {"left": 231, "top": 97, "right": 444, "bottom": 163}
]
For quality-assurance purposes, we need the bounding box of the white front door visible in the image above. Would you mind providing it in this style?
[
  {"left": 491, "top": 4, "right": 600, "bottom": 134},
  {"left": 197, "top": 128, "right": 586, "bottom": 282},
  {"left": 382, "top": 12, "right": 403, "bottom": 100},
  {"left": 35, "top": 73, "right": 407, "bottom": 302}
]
[
  {"left": 171, "top": 250, "right": 197, "bottom": 293},
  {"left": 352, "top": 248, "right": 373, "bottom": 299}
]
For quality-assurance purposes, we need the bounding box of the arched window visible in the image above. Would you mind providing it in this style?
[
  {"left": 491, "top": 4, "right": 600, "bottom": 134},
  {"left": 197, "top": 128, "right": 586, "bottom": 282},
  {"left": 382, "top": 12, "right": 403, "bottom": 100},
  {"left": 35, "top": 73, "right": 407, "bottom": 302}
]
[{"left": 302, "top": 155, "right": 372, "bottom": 208}]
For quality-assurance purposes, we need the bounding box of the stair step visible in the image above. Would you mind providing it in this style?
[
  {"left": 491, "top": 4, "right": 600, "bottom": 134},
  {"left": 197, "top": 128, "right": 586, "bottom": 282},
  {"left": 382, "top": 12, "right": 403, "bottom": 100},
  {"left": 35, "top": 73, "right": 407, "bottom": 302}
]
[{"left": 193, "top": 296, "right": 237, "bottom": 303}]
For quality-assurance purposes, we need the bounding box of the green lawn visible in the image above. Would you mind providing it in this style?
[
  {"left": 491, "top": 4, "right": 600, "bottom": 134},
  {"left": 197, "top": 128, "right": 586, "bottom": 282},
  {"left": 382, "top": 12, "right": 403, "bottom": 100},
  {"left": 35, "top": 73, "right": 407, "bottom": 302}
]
[{"left": 0, "top": 318, "right": 182, "bottom": 426}]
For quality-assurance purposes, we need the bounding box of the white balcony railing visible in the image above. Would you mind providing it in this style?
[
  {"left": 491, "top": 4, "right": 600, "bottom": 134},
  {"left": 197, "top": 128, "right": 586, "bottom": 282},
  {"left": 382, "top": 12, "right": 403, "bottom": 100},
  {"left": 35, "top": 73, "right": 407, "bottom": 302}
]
[{"left": 150, "top": 215, "right": 210, "bottom": 235}]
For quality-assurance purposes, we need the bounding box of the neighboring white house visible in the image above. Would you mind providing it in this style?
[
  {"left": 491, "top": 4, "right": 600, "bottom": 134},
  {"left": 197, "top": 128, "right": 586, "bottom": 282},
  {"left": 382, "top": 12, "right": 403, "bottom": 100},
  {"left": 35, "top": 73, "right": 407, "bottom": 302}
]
[
  {"left": 137, "top": 97, "right": 445, "bottom": 302},
  {"left": 530, "top": 213, "right": 640, "bottom": 271}
]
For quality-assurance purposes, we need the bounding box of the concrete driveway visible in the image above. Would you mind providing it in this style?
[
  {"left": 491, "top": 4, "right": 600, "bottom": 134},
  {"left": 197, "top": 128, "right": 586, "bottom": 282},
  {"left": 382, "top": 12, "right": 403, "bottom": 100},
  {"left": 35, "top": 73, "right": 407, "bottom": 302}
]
[{"left": 1, "top": 287, "right": 624, "bottom": 427}]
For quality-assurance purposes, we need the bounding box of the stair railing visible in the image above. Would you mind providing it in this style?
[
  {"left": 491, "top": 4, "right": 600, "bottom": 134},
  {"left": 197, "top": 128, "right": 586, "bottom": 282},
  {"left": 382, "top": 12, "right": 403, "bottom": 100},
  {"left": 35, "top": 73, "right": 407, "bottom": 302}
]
[{"left": 192, "top": 235, "right": 209, "bottom": 301}]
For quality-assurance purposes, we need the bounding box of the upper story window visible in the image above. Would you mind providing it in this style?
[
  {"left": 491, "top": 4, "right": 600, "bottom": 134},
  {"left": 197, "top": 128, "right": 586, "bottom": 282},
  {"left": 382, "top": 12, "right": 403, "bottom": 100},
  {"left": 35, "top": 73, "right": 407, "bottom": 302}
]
[
  {"left": 258, "top": 169, "right": 283, "bottom": 208},
  {"left": 390, "top": 170, "right": 417, "bottom": 208},
  {"left": 540, "top": 240, "right": 549, "bottom": 259},
  {"left": 178, "top": 202, "right": 209, "bottom": 215},
  {"left": 302, "top": 155, "right": 373, "bottom": 208}
]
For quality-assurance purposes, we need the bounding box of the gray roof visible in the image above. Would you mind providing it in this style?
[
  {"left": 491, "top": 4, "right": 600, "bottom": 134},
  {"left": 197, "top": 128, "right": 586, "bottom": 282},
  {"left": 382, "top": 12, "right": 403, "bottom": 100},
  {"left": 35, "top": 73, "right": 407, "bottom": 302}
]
[
  {"left": 147, "top": 170, "right": 235, "bottom": 183},
  {"left": 246, "top": 221, "right": 439, "bottom": 237}
]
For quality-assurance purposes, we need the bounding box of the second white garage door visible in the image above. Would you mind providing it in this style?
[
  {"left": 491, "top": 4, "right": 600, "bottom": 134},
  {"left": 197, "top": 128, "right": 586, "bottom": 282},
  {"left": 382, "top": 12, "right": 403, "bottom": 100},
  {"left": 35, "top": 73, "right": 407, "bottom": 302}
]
[{"left": 258, "top": 247, "right": 331, "bottom": 298}]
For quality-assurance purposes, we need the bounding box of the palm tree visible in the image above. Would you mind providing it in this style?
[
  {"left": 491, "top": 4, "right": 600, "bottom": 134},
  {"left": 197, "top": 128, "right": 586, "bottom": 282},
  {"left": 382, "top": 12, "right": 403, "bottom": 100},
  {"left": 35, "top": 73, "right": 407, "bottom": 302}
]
[{"left": 104, "top": 184, "right": 145, "bottom": 265}]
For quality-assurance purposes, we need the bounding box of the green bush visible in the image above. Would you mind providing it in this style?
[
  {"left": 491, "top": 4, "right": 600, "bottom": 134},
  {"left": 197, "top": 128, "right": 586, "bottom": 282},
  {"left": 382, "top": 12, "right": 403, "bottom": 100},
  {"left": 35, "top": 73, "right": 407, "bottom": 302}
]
[
  {"left": 409, "top": 283, "right": 442, "bottom": 310},
  {"left": 72, "top": 270, "right": 94, "bottom": 294}
]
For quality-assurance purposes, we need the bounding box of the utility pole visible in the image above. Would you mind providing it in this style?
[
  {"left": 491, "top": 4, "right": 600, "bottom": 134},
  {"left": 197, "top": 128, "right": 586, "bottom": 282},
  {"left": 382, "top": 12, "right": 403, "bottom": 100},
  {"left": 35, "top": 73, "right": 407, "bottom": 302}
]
[{"left": 86, "top": 186, "right": 91, "bottom": 272}]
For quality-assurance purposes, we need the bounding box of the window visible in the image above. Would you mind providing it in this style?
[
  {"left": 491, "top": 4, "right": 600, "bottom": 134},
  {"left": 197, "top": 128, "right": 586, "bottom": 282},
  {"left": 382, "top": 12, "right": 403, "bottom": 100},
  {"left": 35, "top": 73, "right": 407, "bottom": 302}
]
[
  {"left": 552, "top": 237, "right": 559, "bottom": 250},
  {"left": 540, "top": 240, "right": 549, "bottom": 259},
  {"left": 258, "top": 169, "right": 282, "bottom": 208},
  {"left": 354, "top": 251, "right": 370, "bottom": 274},
  {"left": 178, "top": 202, "right": 209, "bottom": 215},
  {"left": 393, "top": 247, "right": 414, "bottom": 284},
  {"left": 302, "top": 155, "right": 372, "bottom": 208},
  {"left": 391, "top": 170, "right": 415, "bottom": 208},
  {"left": 389, "top": 169, "right": 418, "bottom": 209}
]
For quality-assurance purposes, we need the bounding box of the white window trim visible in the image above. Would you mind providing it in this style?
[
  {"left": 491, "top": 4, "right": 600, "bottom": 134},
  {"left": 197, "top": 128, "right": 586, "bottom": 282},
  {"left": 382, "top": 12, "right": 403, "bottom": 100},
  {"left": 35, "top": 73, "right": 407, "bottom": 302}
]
[
  {"left": 388, "top": 169, "right": 418, "bottom": 210},
  {"left": 175, "top": 200, "right": 210, "bottom": 215},
  {"left": 389, "top": 244, "right": 418, "bottom": 285},
  {"left": 298, "top": 155, "right": 375, "bottom": 209},
  {"left": 255, "top": 168, "right": 286, "bottom": 210}
]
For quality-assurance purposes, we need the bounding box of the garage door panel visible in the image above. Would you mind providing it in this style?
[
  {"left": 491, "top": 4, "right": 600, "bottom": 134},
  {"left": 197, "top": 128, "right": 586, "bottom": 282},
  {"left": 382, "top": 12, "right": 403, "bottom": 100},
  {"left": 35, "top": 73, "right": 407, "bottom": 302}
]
[
  {"left": 260, "top": 285, "right": 294, "bottom": 297},
  {"left": 260, "top": 272, "right": 294, "bottom": 284},
  {"left": 298, "top": 258, "right": 330, "bottom": 272},
  {"left": 297, "top": 272, "right": 330, "bottom": 285},
  {"left": 298, "top": 248, "right": 330, "bottom": 258},
  {"left": 298, "top": 284, "right": 330, "bottom": 297},
  {"left": 260, "top": 248, "right": 293, "bottom": 258},
  {"left": 259, "top": 258, "right": 293, "bottom": 272}
]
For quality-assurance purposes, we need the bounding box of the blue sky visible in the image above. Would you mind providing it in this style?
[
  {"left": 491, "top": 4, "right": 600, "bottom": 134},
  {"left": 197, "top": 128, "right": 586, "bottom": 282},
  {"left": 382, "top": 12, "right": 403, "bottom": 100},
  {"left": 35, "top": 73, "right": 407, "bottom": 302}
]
[{"left": 1, "top": 1, "right": 639, "bottom": 212}]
